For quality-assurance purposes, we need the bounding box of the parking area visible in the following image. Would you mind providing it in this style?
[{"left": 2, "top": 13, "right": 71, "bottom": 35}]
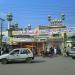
[{"left": 0, "top": 56, "right": 75, "bottom": 75}]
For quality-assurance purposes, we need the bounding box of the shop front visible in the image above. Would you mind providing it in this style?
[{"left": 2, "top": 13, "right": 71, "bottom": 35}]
[{"left": 16, "top": 42, "right": 46, "bottom": 55}]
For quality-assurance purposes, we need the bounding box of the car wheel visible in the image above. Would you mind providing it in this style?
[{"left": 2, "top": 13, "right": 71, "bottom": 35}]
[
  {"left": 1, "top": 59, "right": 8, "bottom": 64},
  {"left": 72, "top": 56, "right": 75, "bottom": 59},
  {"left": 26, "top": 58, "right": 32, "bottom": 63}
]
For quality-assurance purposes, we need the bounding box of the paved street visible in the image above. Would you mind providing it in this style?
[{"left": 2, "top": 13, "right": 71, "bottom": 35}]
[{"left": 0, "top": 56, "right": 75, "bottom": 75}]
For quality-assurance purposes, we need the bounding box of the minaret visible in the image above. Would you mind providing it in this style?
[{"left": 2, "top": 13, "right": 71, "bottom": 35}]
[
  {"left": 15, "top": 23, "right": 18, "bottom": 30},
  {"left": 28, "top": 24, "right": 31, "bottom": 30},
  {"left": 61, "top": 13, "right": 65, "bottom": 21},
  {"left": 48, "top": 15, "right": 51, "bottom": 25},
  {"left": 7, "top": 12, "right": 13, "bottom": 29}
]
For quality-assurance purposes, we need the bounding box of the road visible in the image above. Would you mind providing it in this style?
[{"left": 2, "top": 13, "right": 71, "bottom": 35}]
[{"left": 0, "top": 56, "right": 75, "bottom": 75}]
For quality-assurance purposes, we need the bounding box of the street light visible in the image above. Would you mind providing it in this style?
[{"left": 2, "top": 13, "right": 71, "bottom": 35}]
[{"left": 0, "top": 18, "right": 5, "bottom": 47}]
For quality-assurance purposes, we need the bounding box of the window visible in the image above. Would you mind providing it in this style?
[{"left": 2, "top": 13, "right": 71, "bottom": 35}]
[
  {"left": 20, "top": 49, "right": 30, "bottom": 54},
  {"left": 71, "top": 48, "right": 75, "bottom": 51},
  {"left": 10, "top": 50, "right": 19, "bottom": 55},
  {"left": 52, "top": 34, "right": 60, "bottom": 37}
]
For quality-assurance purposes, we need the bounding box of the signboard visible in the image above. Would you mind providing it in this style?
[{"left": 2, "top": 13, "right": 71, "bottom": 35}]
[
  {"left": 12, "top": 30, "right": 40, "bottom": 35},
  {"left": 2, "top": 36, "right": 8, "bottom": 43},
  {"left": 13, "top": 38, "right": 34, "bottom": 42},
  {"left": 40, "top": 29, "right": 61, "bottom": 35}
]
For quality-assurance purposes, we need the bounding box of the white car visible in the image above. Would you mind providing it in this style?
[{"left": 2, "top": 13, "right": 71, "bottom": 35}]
[
  {"left": 0, "top": 48, "right": 34, "bottom": 64},
  {"left": 69, "top": 47, "right": 75, "bottom": 59}
]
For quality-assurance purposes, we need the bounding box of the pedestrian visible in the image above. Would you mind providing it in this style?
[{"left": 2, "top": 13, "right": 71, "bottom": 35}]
[
  {"left": 0, "top": 47, "right": 2, "bottom": 55},
  {"left": 1, "top": 48, "right": 4, "bottom": 55},
  {"left": 32, "top": 47, "right": 35, "bottom": 55},
  {"left": 32, "top": 47, "right": 37, "bottom": 55},
  {"left": 63, "top": 47, "right": 67, "bottom": 56},
  {"left": 54, "top": 47, "right": 57, "bottom": 55},
  {"left": 50, "top": 47, "right": 54, "bottom": 56},
  {"left": 56, "top": 47, "right": 61, "bottom": 55},
  {"left": 6, "top": 47, "right": 9, "bottom": 53}
]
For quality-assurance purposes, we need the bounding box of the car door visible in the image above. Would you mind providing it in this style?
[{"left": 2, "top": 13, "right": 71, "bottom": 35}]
[
  {"left": 8, "top": 49, "right": 20, "bottom": 61},
  {"left": 19, "top": 49, "right": 29, "bottom": 61}
]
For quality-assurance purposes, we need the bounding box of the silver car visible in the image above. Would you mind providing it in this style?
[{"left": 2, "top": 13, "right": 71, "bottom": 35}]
[
  {"left": 0, "top": 48, "right": 34, "bottom": 64},
  {"left": 69, "top": 47, "right": 75, "bottom": 59}
]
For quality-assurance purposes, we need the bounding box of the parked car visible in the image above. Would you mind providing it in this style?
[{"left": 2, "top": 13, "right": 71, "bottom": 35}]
[
  {"left": 69, "top": 47, "right": 75, "bottom": 59},
  {"left": 0, "top": 48, "right": 34, "bottom": 64}
]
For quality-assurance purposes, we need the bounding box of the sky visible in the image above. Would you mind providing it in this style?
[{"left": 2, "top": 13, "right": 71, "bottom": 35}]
[{"left": 0, "top": 0, "right": 75, "bottom": 30}]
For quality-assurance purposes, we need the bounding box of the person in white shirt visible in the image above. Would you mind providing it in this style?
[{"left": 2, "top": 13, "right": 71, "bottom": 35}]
[{"left": 54, "top": 47, "right": 57, "bottom": 55}]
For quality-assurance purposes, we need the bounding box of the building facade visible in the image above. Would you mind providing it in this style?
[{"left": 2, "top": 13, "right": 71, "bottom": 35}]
[{"left": 1, "top": 24, "right": 67, "bottom": 55}]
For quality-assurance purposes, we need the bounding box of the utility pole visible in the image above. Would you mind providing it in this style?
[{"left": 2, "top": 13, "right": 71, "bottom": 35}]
[{"left": 0, "top": 18, "right": 4, "bottom": 47}]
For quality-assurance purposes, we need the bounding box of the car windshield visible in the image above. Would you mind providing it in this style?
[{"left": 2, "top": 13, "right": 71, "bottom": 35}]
[{"left": 71, "top": 48, "right": 75, "bottom": 51}]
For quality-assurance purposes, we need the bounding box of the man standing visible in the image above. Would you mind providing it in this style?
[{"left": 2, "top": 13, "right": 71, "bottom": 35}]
[
  {"left": 50, "top": 47, "right": 54, "bottom": 56},
  {"left": 54, "top": 47, "right": 57, "bottom": 55}
]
